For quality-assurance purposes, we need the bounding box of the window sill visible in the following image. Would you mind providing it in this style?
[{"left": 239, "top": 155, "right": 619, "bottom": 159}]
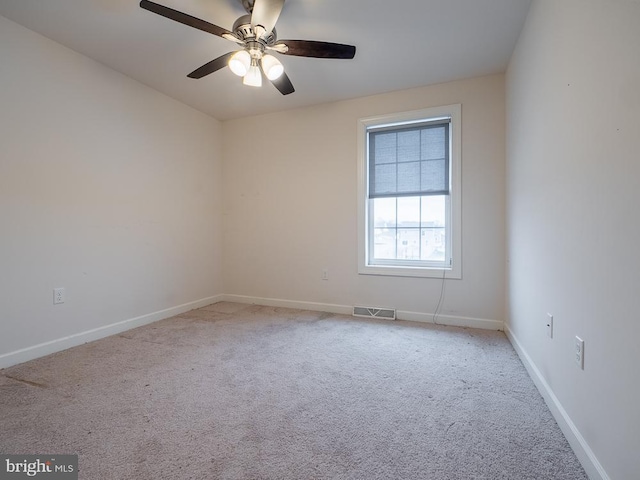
[{"left": 358, "top": 264, "right": 461, "bottom": 279}]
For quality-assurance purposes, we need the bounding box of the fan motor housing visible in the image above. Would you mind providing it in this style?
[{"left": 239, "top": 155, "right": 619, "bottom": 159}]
[
  {"left": 232, "top": 15, "right": 252, "bottom": 38},
  {"left": 232, "top": 15, "right": 277, "bottom": 45}
]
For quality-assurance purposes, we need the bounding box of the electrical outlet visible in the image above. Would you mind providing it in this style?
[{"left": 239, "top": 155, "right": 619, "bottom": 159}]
[
  {"left": 53, "top": 287, "right": 65, "bottom": 305},
  {"left": 546, "top": 313, "right": 553, "bottom": 338},
  {"left": 575, "top": 336, "right": 584, "bottom": 369},
  {"left": 322, "top": 268, "right": 329, "bottom": 281}
]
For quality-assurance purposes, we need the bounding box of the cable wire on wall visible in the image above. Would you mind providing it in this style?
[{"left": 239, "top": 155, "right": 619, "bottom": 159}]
[{"left": 432, "top": 267, "right": 447, "bottom": 324}]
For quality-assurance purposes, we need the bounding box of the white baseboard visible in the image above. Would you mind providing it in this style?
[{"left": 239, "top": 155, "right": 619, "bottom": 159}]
[
  {"left": 0, "top": 293, "right": 502, "bottom": 369},
  {"left": 222, "top": 294, "right": 503, "bottom": 330},
  {"left": 221, "top": 294, "right": 353, "bottom": 316},
  {"left": 505, "top": 325, "right": 609, "bottom": 480},
  {"left": 0, "top": 295, "right": 223, "bottom": 369},
  {"left": 398, "top": 310, "right": 503, "bottom": 330}
]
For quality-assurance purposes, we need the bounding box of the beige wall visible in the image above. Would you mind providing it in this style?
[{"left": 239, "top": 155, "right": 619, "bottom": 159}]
[
  {"left": 4, "top": 2, "right": 638, "bottom": 476},
  {"left": 506, "top": 1, "right": 640, "bottom": 478},
  {"left": 222, "top": 74, "right": 506, "bottom": 325},
  {"left": 0, "top": 16, "right": 224, "bottom": 365}
]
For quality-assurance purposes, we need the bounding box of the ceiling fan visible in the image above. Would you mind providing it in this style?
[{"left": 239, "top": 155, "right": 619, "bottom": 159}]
[{"left": 139, "top": 0, "right": 357, "bottom": 95}]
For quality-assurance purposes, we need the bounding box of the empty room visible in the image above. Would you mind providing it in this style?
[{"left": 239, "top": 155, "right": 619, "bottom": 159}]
[{"left": 0, "top": 0, "right": 638, "bottom": 479}]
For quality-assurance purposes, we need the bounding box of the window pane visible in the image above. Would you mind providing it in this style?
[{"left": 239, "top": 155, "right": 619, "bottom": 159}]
[
  {"left": 421, "top": 228, "right": 446, "bottom": 261},
  {"left": 397, "top": 196, "right": 420, "bottom": 227},
  {"left": 421, "top": 196, "right": 446, "bottom": 227},
  {"left": 370, "top": 123, "right": 449, "bottom": 198},
  {"left": 397, "top": 162, "right": 420, "bottom": 193},
  {"left": 373, "top": 197, "right": 396, "bottom": 228},
  {"left": 373, "top": 132, "right": 396, "bottom": 164},
  {"left": 397, "top": 130, "right": 420, "bottom": 162},
  {"left": 374, "top": 164, "right": 396, "bottom": 194},
  {"left": 397, "top": 229, "right": 420, "bottom": 260},
  {"left": 421, "top": 159, "right": 446, "bottom": 192},
  {"left": 421, "top": 127, "right": 446, "bottom": 160},
  {"left": 373, "top": 228, "right": 396, "bottom": 259}
]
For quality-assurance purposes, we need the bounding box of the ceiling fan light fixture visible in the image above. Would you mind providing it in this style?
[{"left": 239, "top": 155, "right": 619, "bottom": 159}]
[
  {"left": 139, "top": 0, "right": 356, "bottom": 96},
  {"left": 228, "top": 50, "right": 251, "bottom": 77},
  {"left": 261, "top": 54, "right": 284, "bottom": 80},
  {"left": 243, "top": 59, "right": 262, "bottom": 87}
]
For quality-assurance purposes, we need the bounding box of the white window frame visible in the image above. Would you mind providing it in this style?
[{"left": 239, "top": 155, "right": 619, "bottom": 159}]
[{"left": 357, "top": 104, "right": 462, "bottom": 279}]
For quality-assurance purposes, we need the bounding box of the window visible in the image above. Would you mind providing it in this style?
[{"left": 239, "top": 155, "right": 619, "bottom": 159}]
[{"left": 357, "top": 105, "right": 461, "bottom": 278}]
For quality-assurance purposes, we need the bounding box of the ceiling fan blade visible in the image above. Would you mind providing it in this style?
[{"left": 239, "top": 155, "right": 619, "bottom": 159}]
[
  {"left": 274, "top": 40, "right": 356, "bottom": 59},
  {"left": 270, "top": 71, "right": 295, "bottom": 95},
  {"left": 187, "top": 52, "right": 235, "bottom": 79},
  {"left": 140, "top": 0, "right": 233, "bottom": 39},
  {"left": 251, "top": 0, "right": 285, "bottom": 37}
]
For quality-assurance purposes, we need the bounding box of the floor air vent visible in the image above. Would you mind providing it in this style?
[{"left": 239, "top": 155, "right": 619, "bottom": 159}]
[{"left": 353, "top": 306, "right": 396, "bottom": 320}]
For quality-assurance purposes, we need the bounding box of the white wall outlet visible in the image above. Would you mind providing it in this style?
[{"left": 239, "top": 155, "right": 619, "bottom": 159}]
[
  {"left": 53, "top": 287, "right": 65, "bottom": 305},
  {"left": 322, "top": 268, "right": 329, "bottom": 281},
  {"left": 546, "top": 313, "right": 553, "bottom": 338},
  {"left": 575, "top": 336, "right": 584, "bottom": 369}
]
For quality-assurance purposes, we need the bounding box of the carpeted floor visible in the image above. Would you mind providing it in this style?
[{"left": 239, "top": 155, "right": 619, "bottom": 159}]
[{"left": 0, "top": 302, "right": 587, "bottom": 479}]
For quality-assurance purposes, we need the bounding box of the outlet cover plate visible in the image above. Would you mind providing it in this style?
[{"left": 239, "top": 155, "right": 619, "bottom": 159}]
[{"left": 53, "top": 287, "right": 65, "bottom": 305}]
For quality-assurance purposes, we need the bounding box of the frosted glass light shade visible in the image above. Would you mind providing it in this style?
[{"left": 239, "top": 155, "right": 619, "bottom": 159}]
[
  {"left": 243, "top": 64, "right": 262, "bottom": 87},
  {"left": 228, "top": 50, "right": 251, "bottom": 77},
  {"left": 261, "top": 54, "right": 284, "bottom": 80}
]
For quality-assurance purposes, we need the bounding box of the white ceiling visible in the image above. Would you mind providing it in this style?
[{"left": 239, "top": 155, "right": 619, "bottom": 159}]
[{"left": 0, "top": 0, "right": 531, "bottom": 120}]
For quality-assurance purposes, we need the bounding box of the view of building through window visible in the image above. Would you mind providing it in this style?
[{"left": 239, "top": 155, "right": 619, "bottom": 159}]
[{"left": 372, "top": 195, "right": 446, "bottom": 261}]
